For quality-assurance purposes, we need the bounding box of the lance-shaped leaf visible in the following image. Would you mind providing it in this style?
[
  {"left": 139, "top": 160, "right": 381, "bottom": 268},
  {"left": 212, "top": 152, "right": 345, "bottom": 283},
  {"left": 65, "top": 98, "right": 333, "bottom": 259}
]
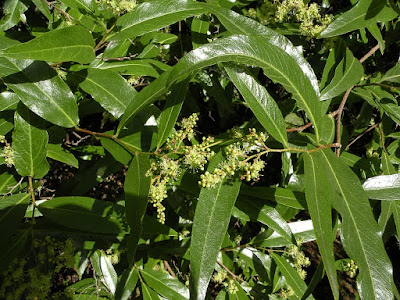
[
  {"left": 141, "top": 269, "right": 189, "bottom": 300},
  {"left": 124, "top": 154, "right": 151, "bottom": 263},
  {"left": 39, "top": 197, "right": 128, "bottom": 235},
  {"left": 13, "top": 104, "right": 49, "bottom": 178},
  {"left": 156, "top": 78, "right": 190, "bottom": 149},
  {"left": 2, "top": 26, "right": 95, "bottom": 63},
  {"left": 320, "top": 0, "right": 398, "bottom": 38},
  {"left": 363, "top": 173, "right": 400, "bottom": 201},
  {"left": 319, "top": 149, "right": 394, "bottom": 300},
  {"left": 304, "top": 152, "right": 339, "bottom": 299},
  {"left": 73, "top": 68, "right": 137, "bottom": 118},
  {"left": 119, "top": 35, "right": 324, "bottom": 143},
  {"left": 115, "top": 267, "right": 139, "bottom": 300},
  {"left": 108, "top": 0, "right": 204, "bottom": 41},
  {"left": 235, "top": 196, "right": 294, "bottom": 244},
  {"left": 271, "top": 253, "right": 314, "bottom": 299},
  {"left": 46, "top": 144, "right": 79, "bottom": 168},
  {"left": 142, "top": 282, "right": 161, "bottom": 300},
  {"left": 95, "top": 59, "right": 171, "bottom": 77},
  {"left": 190, "top": 152, "right": 241, "bottom": 300},
  {"left": 224, "top": 65, "right": 288, "bottom": 146},
  {"left": 0, "top": 0, "right": 28, "bottom": 31},
  {"left": 204, "top": 5, "right": 320, "bottom": 96},
  {"left": 320, "top": 49, "right": 364, "bottom": 101},
  {"left": 381, "top": 64, "right": 400, "bottom": 84},
  {"left": 0, "top": 59, "right": 79, "bottom": 127}
]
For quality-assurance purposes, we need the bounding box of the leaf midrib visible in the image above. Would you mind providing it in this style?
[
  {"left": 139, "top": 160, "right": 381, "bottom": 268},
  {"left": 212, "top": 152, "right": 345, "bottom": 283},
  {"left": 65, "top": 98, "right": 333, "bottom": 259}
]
[{"left": 0, "top": 194, "right": 30, "bottom": 224}]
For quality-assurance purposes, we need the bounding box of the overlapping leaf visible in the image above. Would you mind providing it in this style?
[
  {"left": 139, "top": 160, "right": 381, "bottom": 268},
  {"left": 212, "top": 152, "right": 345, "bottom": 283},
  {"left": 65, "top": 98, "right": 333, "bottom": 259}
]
[
  {"left": 108, "top": 0, "right": 204, "bottom": 41},
  {"left": 2, "top": 26, "right": 95, "bottom": 63}
]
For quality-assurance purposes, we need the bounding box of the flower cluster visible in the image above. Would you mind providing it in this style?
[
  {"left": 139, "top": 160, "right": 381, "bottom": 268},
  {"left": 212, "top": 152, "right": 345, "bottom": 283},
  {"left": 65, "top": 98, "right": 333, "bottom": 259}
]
[
  {"left": 278, "top": 286, "right": 295, "bottom": 299},
  {"left": 0, "top": 135, "right": 14, "bottom": 167},
  {"left": 284, "top": 244, "right": 311, "bottom": 280},
  {"left": 246, "top": 0, "right": 333, "bottom": 37},
  {"left": 199, "top": 128, "right": 267, "bottom": 188},
  {"left": 95, "top": 0, "right": 137, "bottom": 14},
  {"left": 343, "top": 259, "right": 358, "bottom": 278}
]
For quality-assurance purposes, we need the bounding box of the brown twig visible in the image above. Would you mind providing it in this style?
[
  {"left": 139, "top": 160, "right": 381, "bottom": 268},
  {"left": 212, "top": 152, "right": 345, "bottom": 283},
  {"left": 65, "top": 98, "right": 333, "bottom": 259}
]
[
  {"left": 286, "top": 122, "right": 312, "bottom": 132},
  {"left": 164, "top": 260, "right": 176, "bottom": 279},
  {"left": 94, "top": 24, "right": 116, "bottom": 52},
  {"left": 345, "top": 124, "right": 378, "bottom": 151},
  {"left": 46, "top": 1, "right": 78, "bottom": 22},
  {"left": 217, "top": 261, "right": 248, "bottom": 285},
  {"left": 335, "top": 43, "right": 380, "bottom": 157}
]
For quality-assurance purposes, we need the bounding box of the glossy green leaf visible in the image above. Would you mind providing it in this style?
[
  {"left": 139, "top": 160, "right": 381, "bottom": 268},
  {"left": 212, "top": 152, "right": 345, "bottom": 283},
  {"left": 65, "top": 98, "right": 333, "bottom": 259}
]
[
  {"left": 115, "top": 267, "right": 139, "bottom": 300},
  {"left": 320, "top": 49, "right": 364, "bottom": 101},
  {"left": 271, "top": 253, "right": 314, "bottom": 299},
  {"left": 109, "top": 0, "right": 204, "bottom": 41},
  {"left": 2, "top": 26, "right": 95, "bottom": 63},
  {"left": 381, "top": 64, "right": 400, "bottom": 83},
  {"left": 46, "top": 144, "right": 79, "bottom": 168},
  {"left": 141, "top": 269, "right": 189, "bottom": 300},
  {"left": 191, "top": 15, "right": 210, "bottom": 49},
  {"left": 0, "top": 59, "right": 79, "bottom": 127},
  {"left": 224, "top": 65, "right": 288, "bottom": 147},
  {"left": 205, "top": 5, "right": 320, "bottom": 95},
  {"left": 190, "top": 152, "right": 241, "bottom": 300},
  {"left": 363, "top": 173, "right": 400, "bottom": 201},
  {"left": 99, "top": 250, "right": 118, "bottom": 294},
  {"left": 304, "top": 151, "right": 339, "bottom": 299},
  {"left": 39, "top": 197, "right": 128, "bottom": 234},
  {"left": 0, "top": 111, "right": 14, "bottom": 135},
  {"left": 31, "top": 0, "right": 51, "bottom": 20},
  {"left": 125, "top": 154, "right": 151, "bottom": 263},
  {"left": 60, "top": 0, "right": 97, "bottom": 13},
  {"left": 74, "top": 68, "right": 137, "bottom": 118},
  {"left": 0, "top": 91, "right": 19, "bottom": 111},
  {"left": 140, "top": 32, "right": 178, "bottom": 45},
  {"left": 320, "top": 0, "right": 398, "bottom": 38},
  {"left": 156, "top": 78, "right": 190, "bottom": 149},
  {"left": 367, "top": 23, "right": 385, "bottom": 54},
  {"left": 142, "top": 282, "right": 161, "bottom": 300},
  {"left": 13, "top": 104, "right": 49, "bottom": 178},
  {"left": 119, "top": 35, "right": 324, "bottom": 142},
  {"left": 235, "top": 196, "right": 294, "bottom": 244},
  {"left": 96, "top": 59, "right": 170, "bottom": 77},
  {"left": 0, "top": 193, "right": 30, "bottom": 244},
  {"left": 0, "top": 169, "right": 18, "bottom": 194},
  {"left": 319, "top": 149, "right": 394, "bottom": 300},
  {"left": 0, "top": 0, "right": 28, "bottom": 31},
  {"left": 237, "top": 247, "right": 272, "bottom": 284}
]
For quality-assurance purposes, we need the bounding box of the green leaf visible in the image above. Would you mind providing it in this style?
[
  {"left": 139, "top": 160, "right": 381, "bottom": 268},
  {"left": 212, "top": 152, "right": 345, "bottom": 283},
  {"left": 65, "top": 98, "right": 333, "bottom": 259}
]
[
  {"left": 141, "top": 269, "right": 189, "bottom": 300},
  {"left": 319, "top": 149, "right": 394, "bottom": 300},
  {"left": 205, "top": 5, "right": 320, "bottom": 96},
  {"left": 124, "top": 154, "right": 151, "bottom": 264},
  {"left": 2, "top": 26, "right": 95, "bottom": 63},
  {"left": 142, "top": 282, "right": 161, "bottom": 300},
  {"left": 119, "top": 35, "right": 324, "bottom": 142},
  {"left": 109, "top": 0, "right": 204, "bottom": 41},
  {"left": 0, "top": 193, "right": 30, "bottom": 244},
  {"left": 39, "top": 197, "right": 128, "bottom": 234},
  {"left": 0, "top": 59, "right": 79, "bottom": 127},
  {"left": 224, "top": 65, "right": 288, "bottom": 146},
  {"left": 31, "top": 0, "right": 51, "bottom": 20},
  {"left": 0, "top": 111, "right": 14, "bottom": 135},
  {"left": 381, "top": 63, "right": 400, "bottom": 83},
  {"left": 99, "top": 250, "right": 118, "bottom": 295},
  {"left": 304, "top": 152, "right": 339, "bottom": 299},
  {"left": 96, "top": 59, "right": 170, "bottom": 77},
  {"left": 190, "top": 152, "right": 241, "bottom": 300},
  {"left": 237, "top": 247, "right": 273, "bottom": 284},
  {"left": 0, "top": 91, "right": 19, "bottom": 111},
  {"left": 0, "top": 0, "right": 28, "bottom": 31},
  {"left": 0, "top": 169, "right": 18, "bottom": 194},
  {"left": 167, "top": 34, "right": 323, "bottom": 143},
  {"left": 13, "top": 104, "right": 49, "bottom": 178},
  {"left": 191, "top": 15, "right": 210, "bottom": 49},
  {"left": 156, "top": 78, "right": 190, "bottom": 149},
  {"left": 271, "top": 253, "right": 314, "bottom": 299},
  {"left": 0, "top": 229, "right": 30, "bottom": 273},
  {"left": 46, "top": 144, "right": 79, "bottom": 168},
  {"left": 320, "top": 0, "right": 398, "bottom": 38},
  {"left": 115, "top": 267, "right": 139, "bottom": 300},
  {"left": 320, "top": 49, "right": 364, "bottom": 101},
  {"left": 367, "top": 23, "right": 385, "bottom": 54},
  {"left": 235, "top": 196, "right": 294, "bottom": 244},
  {"left": 73, "top": 68, "right": 137, "bottom": 118},
  {"left": 363, "top": 173, "right": 400, "bottom": 201}
]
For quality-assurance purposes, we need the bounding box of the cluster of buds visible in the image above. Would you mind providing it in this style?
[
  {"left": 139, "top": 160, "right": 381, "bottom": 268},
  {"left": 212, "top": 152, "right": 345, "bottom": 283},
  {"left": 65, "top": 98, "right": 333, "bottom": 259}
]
[
  {"left": 343, "top": 259, "right": 358, "bottom": 278},
  {"left": 95, "top": 0, "right": 137, "bottom": 14},
  {"left": 199, "top": 128, "right": 268, "bottom": 188},
  {"left": 278, "top": 286, "right": 295, "bottom": 299},
  {"left": 183, "top": 136, "right": 215, "bottom": 171},
  {"left": 284, "top": 244, "right": 311, "bottom": 280},
  {"left": 166, "top": 113, "right": 199, "bottom": 151},
  {"left": 0, "top": 135, "right": 14, "bottom": 167}
]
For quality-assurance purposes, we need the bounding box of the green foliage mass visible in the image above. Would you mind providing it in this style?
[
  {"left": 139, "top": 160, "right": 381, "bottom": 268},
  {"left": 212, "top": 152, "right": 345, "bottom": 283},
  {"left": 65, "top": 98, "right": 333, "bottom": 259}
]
[{"left": 1, "top": 0, "right": 400, "bottom": 299}]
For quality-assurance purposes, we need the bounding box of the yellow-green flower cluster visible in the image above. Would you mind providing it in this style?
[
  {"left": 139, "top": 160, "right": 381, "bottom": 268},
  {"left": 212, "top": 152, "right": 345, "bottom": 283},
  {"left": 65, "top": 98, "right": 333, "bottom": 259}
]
[
  {"left": 278, "top": 286, "right": 295, "bottom": 299},
  {"left": 0, "top": 136, "right": 14, "bottom": 167},
  {"left": 250, "top": 0, "right": 333, "bottom": 37},
  {"left": 284, "top": 244, "right": 311, "bottom": 280},
  {"left": 183, "top": 136, "right": 215, "bottom": 171},
  {"left": 212, "top": 269, "right": 228, "bottom": 284},
  {"left": 343, "top": 259, "right": 358, "bottom": 278},
  {"left": 227, "top": 279, "right": 238, "bottom": 295},
  {"left": 95, "top": 0, "right": 137, "bottom": 14}
]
